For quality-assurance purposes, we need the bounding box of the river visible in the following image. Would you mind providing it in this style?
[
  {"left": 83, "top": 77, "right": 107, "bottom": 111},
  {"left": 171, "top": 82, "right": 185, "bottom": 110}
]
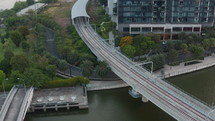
[{"left": 25, "top": 66, "right": 215, "bottom": 121}]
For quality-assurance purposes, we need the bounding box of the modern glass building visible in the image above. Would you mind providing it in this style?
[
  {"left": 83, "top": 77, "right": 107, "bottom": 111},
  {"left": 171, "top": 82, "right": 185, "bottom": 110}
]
[{"left": 117, "top": 0, "right": 215, "bottom": 40}]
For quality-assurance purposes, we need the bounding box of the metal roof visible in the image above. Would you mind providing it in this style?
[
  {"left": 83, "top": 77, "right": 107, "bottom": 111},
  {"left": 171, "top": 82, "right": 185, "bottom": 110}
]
[
  {"left": 16, "top": 3, "right": 47, "bottom": 16},
  {"left": 71, "top": 0, "right": 90, "bottom": 19}
]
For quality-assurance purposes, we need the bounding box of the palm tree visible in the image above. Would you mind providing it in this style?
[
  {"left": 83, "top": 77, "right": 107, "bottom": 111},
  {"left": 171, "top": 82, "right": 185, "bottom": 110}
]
[
  {"left": 95, "top": 61, "right": 110, "bottom": 78},
  {"left": 80, "top": 60, "right": 94, "bottom": 77}
]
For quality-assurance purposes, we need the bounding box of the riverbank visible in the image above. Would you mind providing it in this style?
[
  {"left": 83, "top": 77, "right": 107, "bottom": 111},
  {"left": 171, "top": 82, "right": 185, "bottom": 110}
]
[
  {"left": 87, "top": 80, "right": 128, "bottom": 91},
  {"left": 154, "top": 54, "right": 215, "bottom": 78},
  {"left": 81, "top": 54, "right": 215, "bottom": 91}
]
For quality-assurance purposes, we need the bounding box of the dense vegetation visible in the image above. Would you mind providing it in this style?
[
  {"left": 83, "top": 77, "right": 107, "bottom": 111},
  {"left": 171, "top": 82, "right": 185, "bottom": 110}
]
[
  {"left": 118, "top": 32, "right": 215, "bottom": 71},
  {"left": 0, "top": 0, "right": 91, "bottom": 89}
]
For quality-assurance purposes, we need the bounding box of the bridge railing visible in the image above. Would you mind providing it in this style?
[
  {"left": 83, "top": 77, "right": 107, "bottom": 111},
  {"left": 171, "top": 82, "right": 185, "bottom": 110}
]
[
  {"left": 17, "top": 86, "right": 34, "bottom": 121},
  {"left": 0, "top": 86, "right": 17, "bottom": 121}
]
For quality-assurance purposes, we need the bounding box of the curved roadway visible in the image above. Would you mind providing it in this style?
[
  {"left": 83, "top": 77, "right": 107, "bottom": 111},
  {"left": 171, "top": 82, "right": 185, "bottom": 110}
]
[{"left": 72, "top": 1, "right": 215, "bottom": 120}]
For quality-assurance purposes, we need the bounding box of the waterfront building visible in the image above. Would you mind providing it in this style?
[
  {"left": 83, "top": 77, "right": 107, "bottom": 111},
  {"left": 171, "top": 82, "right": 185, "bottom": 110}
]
[{"left": 116, "top": 0, "right": 215, "bottom": 40}]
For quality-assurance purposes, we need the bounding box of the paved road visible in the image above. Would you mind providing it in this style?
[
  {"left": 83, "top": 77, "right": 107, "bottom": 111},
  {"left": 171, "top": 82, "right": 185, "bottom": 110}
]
[
  {"left": 154, "top": 54, "right": 215, "bottom": 78},
  {"left": 45, "top": 28, "right": 120, "bottom": 80},
  {"left": 46, "top": 28, "right": 59, "bottom": 57}
]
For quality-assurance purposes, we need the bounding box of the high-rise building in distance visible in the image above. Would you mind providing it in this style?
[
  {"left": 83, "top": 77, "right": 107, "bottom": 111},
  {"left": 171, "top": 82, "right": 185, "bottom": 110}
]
[{"left": 117, "top": 0, "right": 215, "bottom": 40}]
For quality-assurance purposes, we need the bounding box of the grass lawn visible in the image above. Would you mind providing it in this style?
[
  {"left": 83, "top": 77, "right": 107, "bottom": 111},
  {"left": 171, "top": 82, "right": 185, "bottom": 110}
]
[{"left": 41, "top": 1, "right": 76, "bottom": 31}]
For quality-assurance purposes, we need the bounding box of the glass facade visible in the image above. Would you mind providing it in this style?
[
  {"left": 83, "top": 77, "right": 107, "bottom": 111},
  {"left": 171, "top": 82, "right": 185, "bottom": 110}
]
[{"left": 118, "top": 0, "right": 215, "bottom": 25}]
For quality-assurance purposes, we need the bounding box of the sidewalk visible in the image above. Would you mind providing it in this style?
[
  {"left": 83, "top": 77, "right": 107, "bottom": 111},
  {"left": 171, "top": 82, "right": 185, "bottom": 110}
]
[
  {"left": 87, "top": 80, "right": 128, "bottom": 91},
  {"left": 154, "top": 54, "right": 215, "bottom": 78}
]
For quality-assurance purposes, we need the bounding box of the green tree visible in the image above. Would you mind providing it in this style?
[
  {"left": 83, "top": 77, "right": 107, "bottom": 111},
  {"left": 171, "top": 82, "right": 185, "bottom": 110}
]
[
  {"left": 10, "top": 55, "right": 29, "bottom": 72},
  {"left": 80, "top": 60, "right": 94, "bottom": 77},
  {"left": 0, "top": 70, "right": 6, "bottom": 83},
  {"left": 0, "top": 10, "right": 16, "bottom": 18},
  {"left": 27, "top": 0, "right": 35, "bottom": 5},
  {"left": 46, "top": 54, "right": 59, "bottom": 66},
  {"left": 21, "top": 41, "right": 30, "bottom": 52},
  {"left": 0, "top": 59, "right": 12, "bottom": 76},
  {"left": 209, "top": 38, "right": 215, "bottom": 48},
  {"left": 40, "top": 0, "right": 57, "bottom": 3},
  {"left": 202, "top": 39, "right": 211, "bottom": 50},
  {"left": 133, "top": 35, "right": 155, "bottom": 55},
  {"left": 181, "top": 43, "right": 189, "bottom": 60},
  {"left": 10, "top": 31, "right": 23, "bottom": 47},
  {"left": 17, "top": 26, "right": 30, "bottom": 39},
  {"left": 10, "top": 70, "right": 22, "bottom": 82},
  {"left": 146, "top": 54, "right": 165, "bottom": 71},
  {"left": 22, "top": 68, "right": 50, "bottom": 87},
  {"left": 189, "top": 44, "right": 204, "bottom": 59},
  {"left": 44, "top": 65, "right": 57, "bottom": 79},
  {"left": 4, "top": 50, "right": 14, "bottom": 60},
  {"left": 122, "top": 45, "right": 136, "bottom": 58},
  {"left": 58, "top": 60, "right": 69, "bottom": 72},
  {"left": 5, "top": 16, "right": 18, "bottom": 28},
  {"left": 168, "top": 49, "right": 178, "bottom": 64},
  {"left": 12, "top": 1, "right": 28, "bottom": 12},
  {"left": 66, "top": 51, "right": 79, "bottom": 65},
  {"left": 95, "top": 61, "right": 110, "bottom": 78}
]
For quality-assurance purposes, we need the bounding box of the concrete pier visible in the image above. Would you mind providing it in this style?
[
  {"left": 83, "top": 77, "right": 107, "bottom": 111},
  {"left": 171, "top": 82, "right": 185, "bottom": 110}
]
[
  {"left": 142, "top": 96, "right": 149, "bottom": 103},
  {"left": 29, "top": 86, "right": 88, "bottom": 112},
  {"left": 128, "top": 88, "right": 142, "bottom": 98}
]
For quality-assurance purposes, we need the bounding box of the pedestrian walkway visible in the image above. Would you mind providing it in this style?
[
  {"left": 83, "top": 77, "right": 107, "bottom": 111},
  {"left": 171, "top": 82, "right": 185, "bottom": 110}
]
[
  {"left": 87, "top": 80, "right": 128, "bottom": 91},
  {"left": 154, "top": 54, "right": 215, "bottom": 78}
]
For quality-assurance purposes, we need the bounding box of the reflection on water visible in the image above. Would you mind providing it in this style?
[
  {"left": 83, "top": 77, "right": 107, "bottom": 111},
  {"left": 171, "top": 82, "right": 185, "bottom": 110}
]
[
  {"left": 25, "top": 66, "right": 215, "bottom": 121},
  {"left": 25, "top": 88, "right": 175, "bottom": 121},
  {"left": 168, "top": 66, "right": 215, "bottom": 105}
]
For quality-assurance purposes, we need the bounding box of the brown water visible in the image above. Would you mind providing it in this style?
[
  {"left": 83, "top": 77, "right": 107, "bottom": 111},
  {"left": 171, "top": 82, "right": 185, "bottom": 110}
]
[{"left": 25, "top": 66, "right": 215, "bottom": 121}]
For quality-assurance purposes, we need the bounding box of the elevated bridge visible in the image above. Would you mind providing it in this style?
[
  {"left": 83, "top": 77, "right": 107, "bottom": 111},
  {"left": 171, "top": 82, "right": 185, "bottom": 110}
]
[
  {"left": 0, "top": 86, "right": 34, "bottom": 121},
  {"left": 71, "top": 0, "right": 215, "bottom": 120}
]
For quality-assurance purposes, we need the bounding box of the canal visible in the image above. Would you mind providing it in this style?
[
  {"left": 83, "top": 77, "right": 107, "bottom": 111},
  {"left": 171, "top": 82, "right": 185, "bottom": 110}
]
[{"left": 25, "top": 66, "right": 215, "bottom": 121}]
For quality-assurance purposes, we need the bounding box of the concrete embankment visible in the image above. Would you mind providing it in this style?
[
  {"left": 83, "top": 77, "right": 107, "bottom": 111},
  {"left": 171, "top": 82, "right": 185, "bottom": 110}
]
[{"left": 154, "top": 55, "right": 215, "bottom": 79}]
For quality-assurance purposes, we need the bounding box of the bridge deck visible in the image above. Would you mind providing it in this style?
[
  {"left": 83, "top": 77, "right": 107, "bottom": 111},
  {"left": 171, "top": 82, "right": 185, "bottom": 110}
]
[
  {"left": 72, "top": 15, "right": 215, "bottom": 120},
  {"left": 4, "top": 88, "right": 25, "bottom": 121}
]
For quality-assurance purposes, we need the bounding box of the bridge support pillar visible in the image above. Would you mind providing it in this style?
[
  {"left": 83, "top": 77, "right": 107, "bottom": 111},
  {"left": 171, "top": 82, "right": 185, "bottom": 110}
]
[
  {"left": 142, "top": 96, "right": 149, "bottom": 103},
  {"left": 67, "top": 103, "right": 70, "bottom": 110},
  {"left": 128, "top": 88, "right": 141, "bottom": 98},
  {"left": 43, "top": 105, "right": 46, "bottom": 112},
  {"left": 97, "top": 57, "right": 104, "bottom": 62},
  {"left": 55, "top": 104, "right": 58, "bottom": 111}
]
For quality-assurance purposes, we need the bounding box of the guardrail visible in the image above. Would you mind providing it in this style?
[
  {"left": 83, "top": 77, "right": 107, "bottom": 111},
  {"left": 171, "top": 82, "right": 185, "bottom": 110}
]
[
  {"left": 0, "top": 86, "right": 17, "bottom": 121},
  {"left": 17, "top": 87, "right": 34, "bottom": 121}
]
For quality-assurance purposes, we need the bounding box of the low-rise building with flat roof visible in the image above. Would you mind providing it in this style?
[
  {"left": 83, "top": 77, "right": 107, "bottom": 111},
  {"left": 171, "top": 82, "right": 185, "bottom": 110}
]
[{"left": 16, "top": 3, "right": 47, "bottom": 16}]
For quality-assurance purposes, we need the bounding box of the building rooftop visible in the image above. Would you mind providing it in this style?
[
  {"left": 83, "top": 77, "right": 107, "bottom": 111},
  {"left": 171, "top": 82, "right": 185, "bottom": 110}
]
[
  {"left": 71, "top": 0, "right": 89, "bottom": 19},
  {"left": 16, "top": 3, "right": 47, "bottom": 16},
  {"left": 31, "top": 86, "right": 87, "bottom": 105}
]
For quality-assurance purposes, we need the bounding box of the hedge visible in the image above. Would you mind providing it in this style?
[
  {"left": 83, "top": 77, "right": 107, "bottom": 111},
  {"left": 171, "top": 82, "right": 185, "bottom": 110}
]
[{"left": 43, "top": 76, "right": 89, "bottom": 88}]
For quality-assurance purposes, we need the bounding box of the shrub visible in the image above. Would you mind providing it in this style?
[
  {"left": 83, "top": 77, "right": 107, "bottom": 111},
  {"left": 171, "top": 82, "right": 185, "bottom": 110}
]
[{"left": 43, "top": 76, "right": 89, "bottom": 88}]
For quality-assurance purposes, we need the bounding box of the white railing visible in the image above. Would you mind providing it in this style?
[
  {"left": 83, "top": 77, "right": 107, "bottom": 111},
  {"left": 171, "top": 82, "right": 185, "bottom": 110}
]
[
  {"left": 0, "top": 86, "right": 17, "bottom": 121},
  {"left": 73, "top": 17, "right": 215, "bottom": 120}
]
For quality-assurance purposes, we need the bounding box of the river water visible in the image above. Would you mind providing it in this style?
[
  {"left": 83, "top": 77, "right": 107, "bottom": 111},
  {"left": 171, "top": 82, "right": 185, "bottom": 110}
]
[{"left": 25, "top": 66, "right": 215, "bottom": 121}]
